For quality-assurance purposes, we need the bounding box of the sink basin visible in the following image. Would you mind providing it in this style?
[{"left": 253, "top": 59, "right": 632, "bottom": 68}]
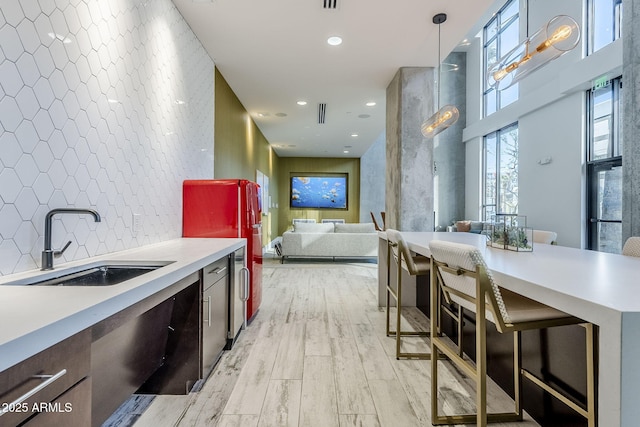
[{"left": 8, "top": 261, "right": 174, "bottom": 287}]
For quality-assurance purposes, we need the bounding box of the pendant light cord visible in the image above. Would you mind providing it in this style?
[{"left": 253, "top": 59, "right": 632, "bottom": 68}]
[{"left": 437, "top": 20, "right": 441, "bottom": 113}]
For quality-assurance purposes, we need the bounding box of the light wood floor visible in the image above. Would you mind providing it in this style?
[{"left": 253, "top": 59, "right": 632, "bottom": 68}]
[{"left": 125, "top": 259, "right": 539, "bottom": 427}]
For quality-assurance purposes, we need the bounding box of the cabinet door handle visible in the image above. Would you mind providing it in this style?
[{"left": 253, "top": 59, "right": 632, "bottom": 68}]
[
  {"left": 203, "top": 296, "right": 212, "bottom": 327},
  {"left": 0, "top": 369, "right": 67, "bottom": 417},
  {"left": 208, "top": 266, "right": 227, "bottom": 275}
]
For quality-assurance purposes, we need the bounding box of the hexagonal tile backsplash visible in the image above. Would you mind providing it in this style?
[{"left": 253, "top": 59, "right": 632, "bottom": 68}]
[{"left": 0, "top": 0, "right": 214, "bottom": 275}]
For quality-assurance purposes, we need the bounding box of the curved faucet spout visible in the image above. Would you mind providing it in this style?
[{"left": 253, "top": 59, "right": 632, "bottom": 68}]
[{"left": 42, "top": 208, "right": 101, "bottom": 270}]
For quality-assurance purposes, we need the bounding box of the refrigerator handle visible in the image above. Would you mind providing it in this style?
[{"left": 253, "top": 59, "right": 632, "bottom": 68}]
[{"left": 240, "top": 267, "right": 250, "bottom": 302}]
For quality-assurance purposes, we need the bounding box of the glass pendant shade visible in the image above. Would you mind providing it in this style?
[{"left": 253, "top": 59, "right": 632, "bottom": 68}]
[
  {"left": 487, "top": 15, "right": 580, "bottom": 90},
  {"left": 421, "top": 104, "right": 459, "bottom": 138}
]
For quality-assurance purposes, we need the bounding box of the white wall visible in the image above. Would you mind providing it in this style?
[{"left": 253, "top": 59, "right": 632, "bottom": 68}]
[
  {"left": 0, "top": 0, "right": 214, "bottom": 275},
  {"left": 462, "top": 0, "right": 622, "bottom": 247}
]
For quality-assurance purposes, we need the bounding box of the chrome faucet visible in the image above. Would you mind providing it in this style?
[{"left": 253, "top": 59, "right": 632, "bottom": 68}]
[{"left": 41, "top": 208, "right": 101, "bottom": 270}]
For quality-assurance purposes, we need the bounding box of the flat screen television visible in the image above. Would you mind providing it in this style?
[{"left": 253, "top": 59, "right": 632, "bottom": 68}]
[{"left": 290, "top": 174, "right": 348, "bottom": 209}]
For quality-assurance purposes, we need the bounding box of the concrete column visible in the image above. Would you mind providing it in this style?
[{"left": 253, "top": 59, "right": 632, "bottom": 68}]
[
  {"left": 434, "top": 52, "right": 466, "bottom": 229},
  {"left": 385, "top": 67, "right": 436, "bottom": 231},
  {"left": 622, "top": 0, "right": 640, "bottom": 241}
]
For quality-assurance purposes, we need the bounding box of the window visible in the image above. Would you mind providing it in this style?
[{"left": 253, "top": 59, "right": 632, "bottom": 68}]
[
  {"left": 482, "top": 123, "right": 519, "bottom": 220},
  {"left": 588, "top": 0, "right": 623, "bottom": 54},
  {"left": 483, "top": 0, "right": 520, "bottom": 116},
  {"left": 586, "top": 77, "right": 622, "bottom": 253}
]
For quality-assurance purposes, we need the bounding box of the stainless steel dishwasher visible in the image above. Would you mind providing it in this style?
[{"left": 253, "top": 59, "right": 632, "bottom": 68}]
[{"left": 201, "top": 257, "right": 229, "bottom": 377}]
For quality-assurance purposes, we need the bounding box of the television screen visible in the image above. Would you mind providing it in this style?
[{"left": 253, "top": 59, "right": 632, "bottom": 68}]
[{"left": 290, "top": 174, "right": 348, "bottom": 209}]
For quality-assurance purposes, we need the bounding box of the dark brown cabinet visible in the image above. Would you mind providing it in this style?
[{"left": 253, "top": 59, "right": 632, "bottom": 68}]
[{"left": 0, "top": 329, "right": 91, "bottom": 427}]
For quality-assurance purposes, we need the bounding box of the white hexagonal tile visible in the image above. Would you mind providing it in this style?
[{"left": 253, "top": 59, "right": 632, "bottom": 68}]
[
  {"left": 61, "top": 147, "right": 79, "bottom": 175},
  {"left": 75, "top": 27, "right": 92, "bottom": 57},
  {"left": 61, "top": 119, "right": 79, "bottom": 147},
  {"left": 32, "top": 141, "right": 54, "bottom": 172},
  {"left": 76, "top": 2, "right": 91, "bottom": 30},
  {"left": 0, "top": 25, "right": 24, "bottom": 63},
  {"left": 74, "top": 108, "right": 90, "bottom": 136},
  {"left": 33, "top": 15, "right": 54, "bottom": 49},
  {"left": 2, "top": 0, "right": 24, "bottom": 27},
  {"left": 63, "top": 5, "right": 81, "bottom": 35},
  {"left": 0, "top": 60, "right": 24, "bottom": 97},
  {"left": 16, "top": 19, "right": 40, "bottom": 54},
  {"left": 32, "top": 108, "right": 55, "bottom": 139},
  {"left": 74, "top": 82, "right": 90, "bottom": 109},
  {"left": 33, "top": 172, "right": 55, "bottom": 203},
  {"left": 15, "top": 254, "right": 37, "bottom": 272},
  {"left": 0, "top": 132, "right": 22, "bottom": 167},
  {"left": 20, "top": 0, "right": 42, "bottom": 22},
  {"left": 14, "top": 187, "right": 40, "bottom": 218},
  {"left": 15, "top": 53, "right": 40, "bottom": 87},
  {"left": 15, "top": 86, "right": 39, "bottom": 120},
  {"left": 49, "top": 39, "right": 69, "bottom": 70},
  {"left": 33, "top": 45, "right": 55, "bottom": 78},
  {"left": 61, "top": 91, "right": 80, "bottom": 119},
  {"left": 0, "top": 168, "right": 22, "bottom": 203},
  {"left": 48, "top": 69, "right": 68, "bottom": 100},
  {"left": 14, "top": 221, "right": 39, "bottom": 255},
  {"left": 48, "top": 99, "right": 67, "bottom": 129},
  {"left": 86, "top": 50, "right": 101, "bottom": 76},
  {"left": 37, "top": 0, "right": 57, "bottom": 16},
  {"left": 15, "top": 154, "right": 40, "bottom": 186},
  {"left": 74, "top": 136, "right": 90, "bottom": 163},
  {"left": 62, "top": 176, "right": 80, "bottom": 204},
  {"left": 75, "top": 164, "right": 90, "bottom": 191},
  {"left": 85, "top": 101, "right": 100, "bottom": 127},
  {"left": 47, "top": 130, "right": 67, "bottom": 159},
  {"left": 72, "top": 216, "right": 91, "bottom": 244},
  {"left": 49, "top": 8, "right": 69, "bottom": 39},
  {"left": 85, "top": 179, "right": 100, "bottom": 204},
  {"left": 0, "top": 240, "right": 21, "bottom": 275},
  {"left": 0, "top": 97, "right": 23, "bottom": 132},
  {"left": 47, "top": 159, "right": 67, "bottom": 187},
  {"left": 14, "top": 119, "right": 39, "bottom": 153},
  {"left": 33, "top": 77, "right": 55, "bottom": 108},
  {"left": 87, "top": 23, "right": 102, "bottom": 51},
  {"left": 64, "top": 36, "right": 81, "bottom": 63},
  {"left": 0, "top": 204, "right": 22, "bottom": 239}
]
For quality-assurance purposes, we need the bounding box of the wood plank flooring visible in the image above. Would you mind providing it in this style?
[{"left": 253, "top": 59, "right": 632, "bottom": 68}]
[{"left": 122, "top": 259, "right": 540, "bottom": 427}]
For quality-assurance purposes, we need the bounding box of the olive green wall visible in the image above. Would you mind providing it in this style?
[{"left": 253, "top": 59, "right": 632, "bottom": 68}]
[
  {"left": 214, "top": 68, "right": 280, "bottom": 246},
  {"left": 277, "top": 157, "right": 361, "bottom": 235}
]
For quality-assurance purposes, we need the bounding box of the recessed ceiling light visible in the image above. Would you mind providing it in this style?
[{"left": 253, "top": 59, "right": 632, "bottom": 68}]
[
  {"left": 327, "top": 36, "right": 343, "bottom": 46},
  {"left": 275, "top": 112, "right": 287, "bottom": 117},
  {"left": 344, "top": 145, "right": 352, "bottom": 148},
  {"left": 351, "top": 133, "right": 358, "bottom": 137},
  {"left": 343, "top": 150, "right": 350, "bottom": 154},
  {"left": 297, "top": 101, "right": 307, "bottom": 106},
  {"left": 365, "top": 101, "right": 376, "bottom": 107},
  {"left": 358, "top": 114, "right": 371, "bottom": 119}
]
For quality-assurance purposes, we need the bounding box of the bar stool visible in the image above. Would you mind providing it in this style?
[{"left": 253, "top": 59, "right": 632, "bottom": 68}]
[
  {"left": 429, "top": 240, "right": 597, "bottom": 427},
  {"left": 385, "top": 229, "right": 431, "bottom": 359}
]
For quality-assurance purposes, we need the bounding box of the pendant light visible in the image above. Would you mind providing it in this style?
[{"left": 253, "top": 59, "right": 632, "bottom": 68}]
[
  {"left": 421, "top": 13, "right": 459, "bottom": 139},
  {"left": 487, "top": 13, "right": 580, "bottom": 91}
]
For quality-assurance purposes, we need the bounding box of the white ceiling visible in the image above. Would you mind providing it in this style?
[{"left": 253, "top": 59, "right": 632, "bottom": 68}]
[{"left": 171, "top": 0, "right": 496, "bottom": 158}]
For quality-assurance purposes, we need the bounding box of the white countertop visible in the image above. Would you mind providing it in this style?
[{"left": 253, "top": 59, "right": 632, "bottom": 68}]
[{"left": 0, "top": 238, "right": 245, "bottom": 372}]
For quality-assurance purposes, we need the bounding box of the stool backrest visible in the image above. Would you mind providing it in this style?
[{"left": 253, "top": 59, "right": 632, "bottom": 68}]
[
  {"left": 386, "top": 229, "right": 420, "bottom": 275},
  {"left": 623, "top": 236, "right": 640, "bottom": 257},
  {"left": 429, "top": 240, "right": 511, "bottom": 329}
]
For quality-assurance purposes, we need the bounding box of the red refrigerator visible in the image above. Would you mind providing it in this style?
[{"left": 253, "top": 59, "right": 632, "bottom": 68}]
[{"left": 183, "top": 179, "right": 263, "bottom": 321}]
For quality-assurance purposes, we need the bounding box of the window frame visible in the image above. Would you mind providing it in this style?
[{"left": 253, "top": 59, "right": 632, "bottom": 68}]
[
  {"left": 588, "top": 0, "right": 623, "bottom": 55},
  {"left": 482, "top": 122, "right": 519, "bottom": 221},
  {"left": 482, "top": 0, "right": 520, "bottom": 117}
]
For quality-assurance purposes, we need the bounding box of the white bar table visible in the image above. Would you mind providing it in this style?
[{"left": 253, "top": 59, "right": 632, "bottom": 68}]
[{"left": 397, "top": 231, "right": 640, "bottom": 427}]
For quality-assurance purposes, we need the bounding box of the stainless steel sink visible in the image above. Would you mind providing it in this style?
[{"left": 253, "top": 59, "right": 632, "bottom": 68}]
[{"left": 6, "top": 261, "right": 174, "bottom": 287}]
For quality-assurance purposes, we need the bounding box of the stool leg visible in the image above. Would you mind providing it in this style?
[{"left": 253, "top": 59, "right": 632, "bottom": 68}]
[
  {"left": 585, "top": 323, "right": 597, "bottom": 427},
  {"left": 513, "top": 331, "right": 523, "bottom": 420},
  {"left": 395, "top": 252, "right": 403, "bottom": 359}
]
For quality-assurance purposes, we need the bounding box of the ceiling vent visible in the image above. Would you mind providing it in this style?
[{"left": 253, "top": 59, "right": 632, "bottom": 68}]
[
  {"left": 323, "top": 0, "right": 338, "bottom": 9},
  {"left": 318, "top": 103, "right": 327, "bottom": 124}
]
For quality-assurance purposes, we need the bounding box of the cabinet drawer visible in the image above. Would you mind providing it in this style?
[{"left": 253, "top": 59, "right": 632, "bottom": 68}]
[
  {"left": 202, "top": 257, "right": 229, "bottom": 289},
  {"left": 21, "top": 377, "right": 91, "bottom": 427},
  {"left": 0, "top": 329, "right": 90, "bottom": 427}
]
